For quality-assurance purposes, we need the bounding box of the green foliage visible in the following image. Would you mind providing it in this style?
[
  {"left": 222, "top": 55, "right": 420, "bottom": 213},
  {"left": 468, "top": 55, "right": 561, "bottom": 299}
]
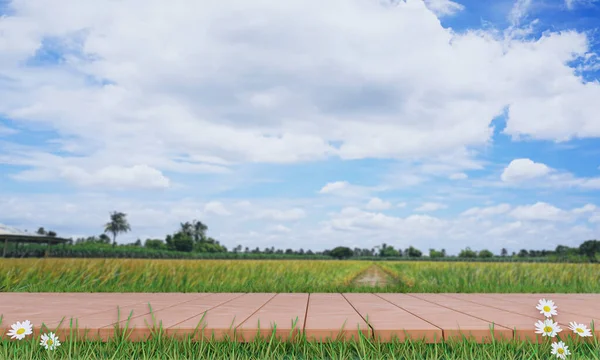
[
  {"left": 379, "top": 245, "right": 400, "bottom": 257},
  {"left": 429, "top": 249, "right": 445, "bottom": 258},
  {"left": 459, "top": 247, "right": 477, "bottom": 258},
  {"left": 406, "top": 246, "right": 422, "bottom": 258},
  {"left": 144, "top": 239, "right": 165, "bottom": 250},
  {"left": 330, "top": 246, "right": 354, "bottom": 259},
  {"left": 579, "top": 239, "right": 600, "bottom": 260},
  {"left": 104, "top": 211, "right": 131, "bottom": 247},
  {"left": 172, "top": 233, "right": 194, "bottom": 252},
  {"left": 478, "top": 249, "right": 494, "bottom": 258}
]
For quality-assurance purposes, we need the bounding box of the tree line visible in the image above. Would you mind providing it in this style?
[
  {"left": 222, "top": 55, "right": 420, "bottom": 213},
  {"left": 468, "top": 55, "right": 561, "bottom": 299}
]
[{"left": 25, "top": 211, "right": 600, "bottom": 262}]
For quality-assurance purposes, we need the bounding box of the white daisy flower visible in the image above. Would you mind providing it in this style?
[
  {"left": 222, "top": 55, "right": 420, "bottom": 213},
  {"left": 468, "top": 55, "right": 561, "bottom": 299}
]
[
  {"left": 535, "top": 318, "right": 562, "bottom": 338},
  {"left": 568, "top": 321, "right": 592, "bottom": 337},
  {"left": 551, "top": 341, "right": 570, "bottom": 359},
  {"left": 40, "top": 332, "right": 61, "bottom": 350},
  {"left": 7, "top": 320, "right": 33, "bottom": 340},
  {"left": 536, "top": 299, "right": 558, "bottom": 318}
]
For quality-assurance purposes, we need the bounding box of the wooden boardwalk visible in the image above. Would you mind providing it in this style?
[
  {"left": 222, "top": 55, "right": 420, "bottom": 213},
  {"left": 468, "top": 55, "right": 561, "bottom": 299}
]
[{"left": 1, "top": 293, "right": 598, "bottom": 343}]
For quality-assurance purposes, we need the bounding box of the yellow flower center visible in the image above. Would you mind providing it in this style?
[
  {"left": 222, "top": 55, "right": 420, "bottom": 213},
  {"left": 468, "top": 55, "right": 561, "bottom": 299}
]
[
  {"left": 16, "top": 328, "right": 25, "bottom": 335},
  {"left": 544, "top": 326, "right": 553, "bottom": 333},
  {"left": 558, "top": 348, "right": 564, "bottom": 354},
  {"left": 577, "top": 328, "right": 584, "bottom": 333},
  {"left": 47, "top": 339, "right": 53, "bottom": 346},
  {"left": 543, "top": 305, "right": 551, "bottom": 312}
]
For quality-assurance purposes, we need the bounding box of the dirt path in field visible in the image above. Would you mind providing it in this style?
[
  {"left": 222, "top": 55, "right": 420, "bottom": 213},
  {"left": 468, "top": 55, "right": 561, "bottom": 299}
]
[{"left": 352, "top": 265, "right": 394, "bottom": 287}]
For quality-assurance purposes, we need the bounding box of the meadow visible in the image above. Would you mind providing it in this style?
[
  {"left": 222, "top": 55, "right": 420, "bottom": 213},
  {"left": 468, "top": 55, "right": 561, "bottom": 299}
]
[
  {"left": 1, "top": 258, "right": 599, "bottom": 293},
  {"left": 2, "top": 258, "right": 600, "bottom": 359}
]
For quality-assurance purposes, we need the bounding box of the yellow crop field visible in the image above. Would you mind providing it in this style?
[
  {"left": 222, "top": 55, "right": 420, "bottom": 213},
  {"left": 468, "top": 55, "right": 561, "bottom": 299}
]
[{"left": 1, "top": 258, "right": 599, "bottom": 293}]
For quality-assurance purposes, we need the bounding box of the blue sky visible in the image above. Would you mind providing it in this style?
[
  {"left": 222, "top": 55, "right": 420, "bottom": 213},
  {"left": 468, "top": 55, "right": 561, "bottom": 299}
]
[{"left": 0, "top": 0, "right": 599, "bottom": 254}]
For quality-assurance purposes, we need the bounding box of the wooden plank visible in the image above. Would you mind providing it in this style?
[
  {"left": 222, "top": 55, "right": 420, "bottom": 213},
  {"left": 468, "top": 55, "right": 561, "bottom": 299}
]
[
  {"left": 91, "top": 293, "right": 244, "bottom": 341},
  {"left": 1, "top": 294, "right": 153, "bottom": 339},
  {"left": 304, "top": 293, "right": 370, "bottom": 341},
  {"left": 166, "top": 293, "right": 276, "bottom": 341},
  {"left": 411, "top": 294, "right": 540, "bottom": 342},
  {"left": 466, "top": 294, "right": 600, "bottom": 338},
  {"left": 343, "top": 293, "right": 442, "bottom": 342},
  {"left": 236, "top": 293, "right": 308, "bottom": 342},
  {"left": 377, "top": 293, "right": 512, "bottom": 342}
]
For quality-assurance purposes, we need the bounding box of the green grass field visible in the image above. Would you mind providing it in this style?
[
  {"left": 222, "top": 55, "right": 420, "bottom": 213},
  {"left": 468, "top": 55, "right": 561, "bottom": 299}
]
[
  {"left": 2, "top": 258, "right": 600, "bottom": 359},
  {"left": 1, "top": 258, "right": 599, "bottom": 292}
]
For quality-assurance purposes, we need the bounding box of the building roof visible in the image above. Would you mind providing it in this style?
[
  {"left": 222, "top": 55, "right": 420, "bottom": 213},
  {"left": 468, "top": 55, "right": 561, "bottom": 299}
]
[{"left": 0, "top": 224, "right": 69, "bottom": 244}]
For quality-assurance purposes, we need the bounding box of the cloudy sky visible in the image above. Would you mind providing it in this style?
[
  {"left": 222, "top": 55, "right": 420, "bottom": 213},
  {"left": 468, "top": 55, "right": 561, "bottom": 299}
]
[{"left": 1, "top": 0, "right": 599, "bottom": 254}]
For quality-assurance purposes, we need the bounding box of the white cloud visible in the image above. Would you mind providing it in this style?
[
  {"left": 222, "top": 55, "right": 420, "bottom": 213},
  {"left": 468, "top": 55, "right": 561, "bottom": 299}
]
[
  {"left": 508, "top": 0, "right": 533, "bottom": 26},
  {"left": 501, "top": 158, "right": 551, "bottom": 183},
  {"left": 318, "top": 181, "right": 377, "bottom": 198},
  {"left": 0, "top": 0, "right": 597, "bottom": 183},
  {"left": 415, "top": 202, "right": 448, "bottom": 212},
  {"left": 565, "top": 0, "right": 599, "bottom": 10},
  {"left": 365, "top": 197, "right": 392, "bottom": 211},
  {"left": 396, "top": 202, "right": 407, "bottom": 208},
  {"left": 256, "top": 208, "right": 306, "bottom": 221},
  {"left": 572, "top": 204, "right": 596, "bottom": 214},
  {"left": 25, "top": 164, "right": 171, "bottom": 189},
  {"left": 509, "top": 202, "right": 569, "bottom": 222},
  {"left": 203, "top": 201, "right": 231, "bottom": 216},
  {"left": 497, "top": 159, "right": 600, "bottom": 190},
  {"left": 449, "top": 172, "right": 468, "bottom": 180},
  {"left": 423, "top": 0, "right": 465, "bottom": 17},
  {"left": 461, "top": 203, "right": 511, "bottom": 217}
]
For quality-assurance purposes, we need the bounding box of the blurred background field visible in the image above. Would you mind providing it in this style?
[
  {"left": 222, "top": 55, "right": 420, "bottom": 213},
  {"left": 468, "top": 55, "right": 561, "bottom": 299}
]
[{"left": 1, "top": 258, "right": 599, "bottom": 293}]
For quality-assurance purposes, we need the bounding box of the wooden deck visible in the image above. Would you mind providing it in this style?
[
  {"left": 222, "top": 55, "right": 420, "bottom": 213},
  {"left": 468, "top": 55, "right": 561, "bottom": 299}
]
[{"left": 1, "top": 293, "right": 598, "bottom": 343}]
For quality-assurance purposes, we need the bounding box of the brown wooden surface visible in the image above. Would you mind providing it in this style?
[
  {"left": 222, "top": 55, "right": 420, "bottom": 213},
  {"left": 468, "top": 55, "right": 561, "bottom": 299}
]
[{"left": 1, "top": 293, "right": 598, "bottom": 343}]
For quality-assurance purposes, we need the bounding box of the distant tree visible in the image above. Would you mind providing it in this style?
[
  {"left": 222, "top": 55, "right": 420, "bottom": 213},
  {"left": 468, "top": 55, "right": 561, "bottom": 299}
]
[
  {"left": 192, "top": 220, "right": 208, "bottom": 242},
  {"left": 145, "top": 239, "right": 165, "bottom": 250},
  {"left": 36, "top": 227, "right": 47, "bottom": 235},
  {"left": 406, "top": 246, "right": 422, "bottom": 258},
  {"left": 172, "top": 232, "right": 194, "bottom": 252},
  {"left": 47, "top": 231, "right": 57, "bottom": 237},
  {"left": 501, "top": 248, "right": 508, "bottom": 257},
  {"left": 478, "top": 249, "right": 494, "bottom": 258},
  {"left": 285, "top": 248, "right": 294, "bottom": 255},
  {"left": 459, "top": 247, "right": 477, "bottom": 258},
  {"left": 518, "top": 249, "right": 529, "bottom": 258},
  {"left": 179, "top": 222, "right": 194, "bottom": 238},
  {"left": 441, "top": 249, "right": 446, "bottom": 257},
  {"left": 104, "top": 211, "right": 131, "bottom": 247},
  {"left": 429, "top": 249, "right": 444, "bottom": 258},
  {"left": 330, "top": 246, "right": 353, "bottom": 259},
  {"left": 579, "top": 240, "right": 600, "bottom": 261},
  {"left": 380, "top": 245, "right": 400, "bottom": 257},
  {"left": 306, "top": 249, "right": 314, "bottom": 255},
  {"left": 99, "top": 234, "right": 111, "bottom": 244},
  {"left": 133, "top": 239, "right": 142, "bottom": 247}
]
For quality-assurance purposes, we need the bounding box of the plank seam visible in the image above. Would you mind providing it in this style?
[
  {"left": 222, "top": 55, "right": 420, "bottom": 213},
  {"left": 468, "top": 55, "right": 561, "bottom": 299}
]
[
  {"left": 233, "top": 293, "right": 280, "bottom": 334},
  {"left": 164, "top": 293, "right": 248, "bottom": 330},
  {"left": 405, "top": 294, "right": 514, "bottom": 339},
  {"left": 101, "top": 293, "right": 215, "bottom": 329},
  {"left": 445, "top": 294, "right": 598, "bottom": 321},
  {"left": 373, "top": 294, "right": 444, "bottom": 342},
  {"left": 340, "top": 293, "right": 374, "bottom": 339},
  {"left": 302, "top": 293, "right": 310, "bottom": 337}
]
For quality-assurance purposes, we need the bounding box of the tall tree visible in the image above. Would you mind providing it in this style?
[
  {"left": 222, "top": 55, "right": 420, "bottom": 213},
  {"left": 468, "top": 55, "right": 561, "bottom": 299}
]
[
  {"left": 192, "top": 220, "right": 208, "bottom": 243},
  {"left": 104, "top": 211, "right": 131, "bottom": 247}
]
